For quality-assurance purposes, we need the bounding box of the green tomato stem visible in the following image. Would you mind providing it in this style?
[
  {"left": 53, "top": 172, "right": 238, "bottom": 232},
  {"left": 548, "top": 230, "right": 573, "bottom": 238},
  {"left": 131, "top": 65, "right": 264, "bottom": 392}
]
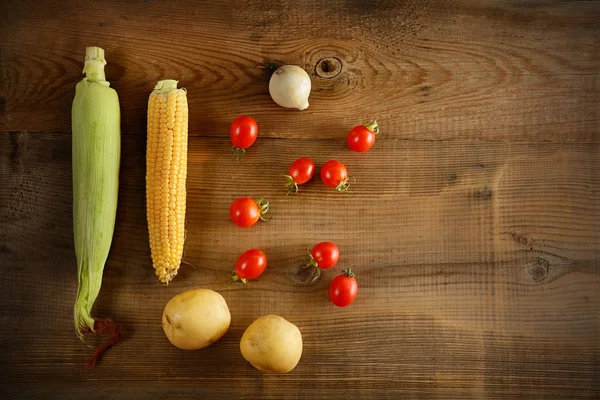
[
  {"left": 230, "top": 272, "right": 248, "bottom": 284},
  {"left": 283, "top": 175, "right": 299, "bottom": 195},
  {"left": 335, "top": 178, "right": 350, "bottom": 192},
  {"left": 232, "top": 146, "right": 246, "bottom": 159},
  {"left": 257, "top": 197, "right": 272, "bottom": 221},
  {"left": 342, "top": 269, "right": 355, "bottom": 278},
  {"left": 304, "top": 249, "right": 319, "bottom": 269},
  {"left": 362, "top": 120, "right": 379, "bottom": 135}
]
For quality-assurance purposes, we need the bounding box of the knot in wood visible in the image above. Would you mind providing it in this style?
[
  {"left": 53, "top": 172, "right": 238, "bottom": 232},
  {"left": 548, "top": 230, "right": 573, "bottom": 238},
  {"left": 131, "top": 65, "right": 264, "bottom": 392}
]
[
  {"left": 287, "top": 263, "right": 322, "bottom": 286},
  {"left": 527, "top": 258, "right": 550, "bottom": 282},
  {"left": 315, "top": 57, "right": 342, "bottom": 79}
]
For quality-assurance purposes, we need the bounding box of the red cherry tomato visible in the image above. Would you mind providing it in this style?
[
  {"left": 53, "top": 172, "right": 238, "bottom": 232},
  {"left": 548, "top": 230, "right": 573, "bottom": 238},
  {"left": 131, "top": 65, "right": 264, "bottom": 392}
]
[
  {"left": 320, "top": 160, "right": 349, "bottom": 192},
  {"left": 230, "top": 197, "right": 270, "bottom": 228},
  {"left": 309, "top": 241, "right": 339, "bottom": 269},
  {"left": 348, "top": 121, "right": 379, "bottom": 152},
  {"left": 289, "top": 158, "right": 315, "bottom": 184},
  {"left": 329, "top": 269, "right": 358, "bottom": 307},
  {"left": 233, "top": 249, "right": 267, "bottom": 282},
  {"left": 284, "top": 157, "right": 315, "bottom": 195},
  {"left": 230, "top": 116, "right": 258, "bottom": 152}
]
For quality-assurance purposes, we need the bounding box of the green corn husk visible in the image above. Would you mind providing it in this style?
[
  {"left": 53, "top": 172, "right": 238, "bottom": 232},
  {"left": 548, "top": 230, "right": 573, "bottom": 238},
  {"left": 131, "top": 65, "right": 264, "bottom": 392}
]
[{"left": 72, "top": 46, "right": 120, "bottom": 343}]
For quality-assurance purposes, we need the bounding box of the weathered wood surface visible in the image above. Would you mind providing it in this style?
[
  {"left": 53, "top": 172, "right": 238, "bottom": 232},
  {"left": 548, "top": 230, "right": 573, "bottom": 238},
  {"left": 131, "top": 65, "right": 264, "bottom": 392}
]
[
  {"left": 1, "top": 0, "right": 599, "bottom": 141},
  {"left": 1, "top": 0, "right": 599, "bottom": 399}
]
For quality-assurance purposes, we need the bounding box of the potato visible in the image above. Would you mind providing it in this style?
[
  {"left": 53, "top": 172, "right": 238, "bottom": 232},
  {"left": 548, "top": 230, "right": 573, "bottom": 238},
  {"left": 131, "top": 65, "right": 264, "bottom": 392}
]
[
  {"left": 240, "top": 315, "right": 302, "bottom": 374},
  {"left": 162, "top": 289, "right": 231, "bottom": 350}
]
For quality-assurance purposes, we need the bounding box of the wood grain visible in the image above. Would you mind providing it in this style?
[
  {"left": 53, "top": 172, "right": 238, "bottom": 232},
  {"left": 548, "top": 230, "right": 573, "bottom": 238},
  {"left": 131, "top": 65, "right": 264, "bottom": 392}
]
[
  {"left": 1, "top": 132, "right": 598, "bottom": 399},
  {"left": 1, "top": 0, "right": 599, "bottom": 141},
  {"left": 1, "top": 0, "right": 599, "bottom": 398}
]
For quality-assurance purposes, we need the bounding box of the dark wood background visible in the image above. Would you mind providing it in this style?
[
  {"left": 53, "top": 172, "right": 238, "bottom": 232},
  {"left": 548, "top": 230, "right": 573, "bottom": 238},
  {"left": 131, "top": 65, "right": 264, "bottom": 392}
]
[{"left": 1, "top": 0, "right": 599, "bottom": 398}]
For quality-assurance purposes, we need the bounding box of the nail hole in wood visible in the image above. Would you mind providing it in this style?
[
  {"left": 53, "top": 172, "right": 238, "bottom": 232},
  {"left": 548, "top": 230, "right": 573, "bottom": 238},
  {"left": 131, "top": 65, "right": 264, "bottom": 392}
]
[{"left": 315, "top": 57, "right": 342, "bottom": 79}]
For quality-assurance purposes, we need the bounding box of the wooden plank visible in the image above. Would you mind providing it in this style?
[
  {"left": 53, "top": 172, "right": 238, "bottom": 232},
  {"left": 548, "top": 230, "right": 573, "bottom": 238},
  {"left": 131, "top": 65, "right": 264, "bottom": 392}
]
[
  {"left": 1, "top": 0, "right": 599, "bottom": 141},
  {"left": 1, "top": 132, "right": 598, "bottom": 398},
  {"left": 1, "top": 0, "right": 599, "bottom": 398}
]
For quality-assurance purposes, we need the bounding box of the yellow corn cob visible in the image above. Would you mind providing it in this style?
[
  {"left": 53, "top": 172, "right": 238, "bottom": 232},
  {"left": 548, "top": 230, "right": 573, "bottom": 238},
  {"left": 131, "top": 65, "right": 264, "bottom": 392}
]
[{"left": 146, "top": 79, "right": 188, "bottom": 284}]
